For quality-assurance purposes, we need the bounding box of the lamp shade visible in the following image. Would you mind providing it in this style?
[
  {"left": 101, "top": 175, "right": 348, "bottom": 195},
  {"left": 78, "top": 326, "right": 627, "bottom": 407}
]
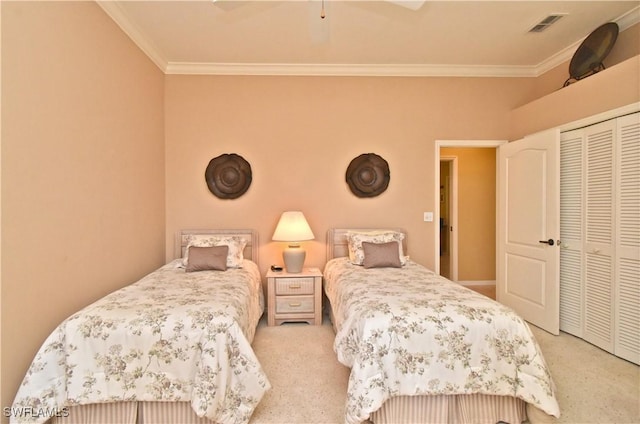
[
  {"left": 272, "top": 211, "right": 314, "bottom": 273},
  {"left": 272, "top": 211, "right": 315, "bottom": 242}
]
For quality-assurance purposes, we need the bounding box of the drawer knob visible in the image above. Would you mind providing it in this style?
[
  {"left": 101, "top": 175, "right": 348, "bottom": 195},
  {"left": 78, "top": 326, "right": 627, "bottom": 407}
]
[
  {"left": 289, "top": 302, "right": 302, "bottom": 307},
  {"left": 289, "top": 284, "right": 301, "bottom": 289}
]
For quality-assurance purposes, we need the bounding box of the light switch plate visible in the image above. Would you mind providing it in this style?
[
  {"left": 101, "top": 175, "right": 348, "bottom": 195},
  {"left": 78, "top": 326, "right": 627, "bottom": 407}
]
[{"left": 423, "top": 212, "right": 434, "bottom": 222}]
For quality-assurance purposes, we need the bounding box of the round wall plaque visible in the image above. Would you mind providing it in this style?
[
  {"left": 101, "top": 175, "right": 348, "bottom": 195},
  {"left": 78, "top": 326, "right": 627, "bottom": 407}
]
[
  {"left": 345, "top": 153, "right": 390, "bottom": 198},
  {"left": 204, "top": 153, "right": 252, "bottom": 199}
]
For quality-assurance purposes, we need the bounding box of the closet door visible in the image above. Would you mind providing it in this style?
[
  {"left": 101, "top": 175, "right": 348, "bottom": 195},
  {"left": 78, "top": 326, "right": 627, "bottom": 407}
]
[
  {"left": 559, "top": 129, "right": 584, "bottom": 337},
  {"left": 583, "top": 120, "right": 616, "bottom": 353},
  {"left": 615, "top": 112, "right": 640, "bottom": 364}
]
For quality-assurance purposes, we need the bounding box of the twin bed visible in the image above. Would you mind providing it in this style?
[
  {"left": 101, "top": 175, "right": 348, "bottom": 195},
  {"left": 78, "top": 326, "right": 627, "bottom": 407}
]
[
  {"left": 11, "top": 229, "right": 269, "bottom": 424},
  {"left": 323, "top": 228, "right": 560, "bottom": 424},
  {"left": 12, "top": 227, "right": 560, "bottom": 424}
]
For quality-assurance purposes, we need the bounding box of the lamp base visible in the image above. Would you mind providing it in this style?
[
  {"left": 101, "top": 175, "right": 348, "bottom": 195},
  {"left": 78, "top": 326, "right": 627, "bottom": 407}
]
[{"left": 283, "top": 245, "right": 306, "bottom": 273}]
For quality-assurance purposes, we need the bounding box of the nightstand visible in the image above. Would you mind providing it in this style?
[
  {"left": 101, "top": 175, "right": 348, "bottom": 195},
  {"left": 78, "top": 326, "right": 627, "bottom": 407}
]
[{"left": 266, "top": 267, "right": 323, "bottom": 326}]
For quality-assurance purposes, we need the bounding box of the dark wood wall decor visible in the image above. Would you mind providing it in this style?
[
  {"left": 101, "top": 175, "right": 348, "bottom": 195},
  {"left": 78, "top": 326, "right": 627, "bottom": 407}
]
[
  {"left": 345, "top": 153, "right": 390, "bottom": 198},
  {"left": 563, "top": 22, "right": 619, "bottom": 87},
  {"left": 204, "top": 153, "right": 252, "bottom": 199}
]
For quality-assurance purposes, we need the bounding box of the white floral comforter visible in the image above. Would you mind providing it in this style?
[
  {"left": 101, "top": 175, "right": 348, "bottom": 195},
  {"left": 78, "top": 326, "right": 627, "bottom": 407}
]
[
  {"left": 324, "top": 257, "right": 560, "bottom": 424},
  {"left": 11, "top": 259, "right": 270, "bottom": 424}
]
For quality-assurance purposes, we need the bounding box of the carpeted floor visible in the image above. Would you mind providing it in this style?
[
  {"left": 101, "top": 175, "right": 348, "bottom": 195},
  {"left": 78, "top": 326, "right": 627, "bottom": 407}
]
[
  {"left": 529, "top": 325, "right": 640, "bottom": 424},
  {"left": 249, "top": 312, "right": 640, "bottom": 424},
  {"left": 250, "top": 318, "right": 350, "bottom": 423}
]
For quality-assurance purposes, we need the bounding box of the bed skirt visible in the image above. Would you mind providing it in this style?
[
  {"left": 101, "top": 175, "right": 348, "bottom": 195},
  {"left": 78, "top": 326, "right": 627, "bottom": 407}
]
[
  {"left": 327, "top": 309, "right": 556, "bottom": 424},
  {"left": 49, "top": 402, "right": 214, "bottom": 424},
  {"left": 51, "top": 396, "right": 554, "bottom": 424},
  {"left": 370, "top": 394, "right": 528, "bottom": 424}
]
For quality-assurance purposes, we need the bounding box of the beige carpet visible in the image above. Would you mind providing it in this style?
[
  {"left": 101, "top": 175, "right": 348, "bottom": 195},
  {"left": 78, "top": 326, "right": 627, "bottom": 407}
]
[
  {"left": 250, "top": 318, "right": 350, "bottom": 423},
  {"left": 249, "top": 315, "right": 639, "bottom": 424},
  {"left": 529, "top": 325, "right": 640, "bottom": 424}
]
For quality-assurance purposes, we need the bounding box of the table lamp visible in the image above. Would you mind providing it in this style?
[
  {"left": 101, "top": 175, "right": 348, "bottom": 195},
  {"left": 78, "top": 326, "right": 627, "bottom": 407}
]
[{"left": 272, "top": 211, "right": 315, "bottom": 273}]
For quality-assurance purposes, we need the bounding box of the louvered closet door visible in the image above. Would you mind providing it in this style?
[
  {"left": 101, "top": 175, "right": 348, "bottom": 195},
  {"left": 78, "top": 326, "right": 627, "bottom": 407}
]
[
  {"left": 584, "top": 120, "right": 616, "bottom": 353},
  {"left": 559, "top": 129, "right": 584, "bottom": 337},
  {"left": 615, "top": 112, "right": 640, "bottom": 364}
]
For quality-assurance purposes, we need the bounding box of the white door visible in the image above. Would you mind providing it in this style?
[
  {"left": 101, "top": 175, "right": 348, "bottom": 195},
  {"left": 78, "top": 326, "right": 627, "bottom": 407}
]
[
  {"left": 614, "top": 112, "right": 640, "bottom": 364},
  {"left": 559, "top": 128, "right": 585, "bottom": 337},
  {"left": 497, "top": 129, "right": 560, "bottom": 335},
  {"left": 583, "top": 120, "right": 616, "bottom": 352}
]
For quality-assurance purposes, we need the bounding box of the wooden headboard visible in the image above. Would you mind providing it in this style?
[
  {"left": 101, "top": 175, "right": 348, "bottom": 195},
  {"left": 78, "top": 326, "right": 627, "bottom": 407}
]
[
  {"left": 175, "top": 229, "right": 259, "bottom": 264},
  {"left": 326, "top": 228, "right": 407, "bottom": 260}
]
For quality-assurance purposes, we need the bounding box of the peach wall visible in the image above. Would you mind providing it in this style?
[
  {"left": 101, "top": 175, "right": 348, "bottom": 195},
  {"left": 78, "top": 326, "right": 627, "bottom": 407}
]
[
  {"left": 606, "top": 23, "right": 640, "bottom": 68},
  {"left": 1, "top": 2, "right": 165, "bottom": 415},
  {"left": 532, "top": 23, "right": 640, "bottom": 101},
  {"left": 0, "top": 1, "right": 4, "bottom": 404},
  {"left": 165, "top": 76, "right": 535, "bottom": 278},
  {"left": 1, "top": 3, "right": 638, "bottom": 419},
  {"left": 440, "top": 148, "right": 496, "bottom": 281},
  {"left": 510, "top": 55, "right": 640, "bottom": 140}
]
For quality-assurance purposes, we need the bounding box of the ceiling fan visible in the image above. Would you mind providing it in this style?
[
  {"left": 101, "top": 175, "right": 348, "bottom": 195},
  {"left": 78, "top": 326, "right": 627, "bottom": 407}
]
[
  {"left": 212, "top": 0, "right": 428, "bottom": 13},
  {"left": 211, "top": 0, "right": 427, "bottom": 44},
  {"left": 385, "top": 1, "right": 427, "bottom": 11}
]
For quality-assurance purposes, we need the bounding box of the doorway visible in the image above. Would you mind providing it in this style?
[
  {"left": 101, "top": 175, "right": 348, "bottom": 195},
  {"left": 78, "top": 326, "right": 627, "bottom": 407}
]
[
  {"left": 439, "top": 157, "right": 457, "bottom": 280},
  {"left": 434, "top": 140, "right": 506, "bottom": 284}
]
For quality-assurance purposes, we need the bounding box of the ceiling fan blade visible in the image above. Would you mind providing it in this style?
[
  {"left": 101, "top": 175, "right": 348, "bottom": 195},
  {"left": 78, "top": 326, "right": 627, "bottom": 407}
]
[
  {"left": 386, "top": 0, "right": 426, "bottom": 11},
  {"left": 211, "top": 0, "right": 247, "bottom": 12}
]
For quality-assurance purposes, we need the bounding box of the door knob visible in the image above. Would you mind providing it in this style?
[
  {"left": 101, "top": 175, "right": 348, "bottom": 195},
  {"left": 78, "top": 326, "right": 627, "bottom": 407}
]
[{"left": 539, "top": 239, "right": 555, "bottom": 246}]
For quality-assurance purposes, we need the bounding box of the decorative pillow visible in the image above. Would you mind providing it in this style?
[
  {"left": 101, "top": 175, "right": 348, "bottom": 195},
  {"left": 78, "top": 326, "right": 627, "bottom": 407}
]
[
  {"left": 185, "top": 246, "right": 228, "bottom": 272},
  {"left": 182, "top": 235, "right": 247, "bottom": 268},
  {"left": 362, "top": 241, "right": 402, "bottom": 269},
  {"left": 346, "top": 230, "right": 407, "bottom": 266}
]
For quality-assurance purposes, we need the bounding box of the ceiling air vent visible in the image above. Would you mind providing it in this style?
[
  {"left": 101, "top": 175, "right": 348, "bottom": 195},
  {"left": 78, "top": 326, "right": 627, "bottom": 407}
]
[{"left": 529, "top": 14, "right": 567, "bottom": 33}]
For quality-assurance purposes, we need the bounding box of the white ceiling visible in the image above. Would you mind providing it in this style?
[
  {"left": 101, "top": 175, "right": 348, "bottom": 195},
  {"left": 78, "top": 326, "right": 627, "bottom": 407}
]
[{"left": 97, "top": 0, "right": 640, "bottom": 77}]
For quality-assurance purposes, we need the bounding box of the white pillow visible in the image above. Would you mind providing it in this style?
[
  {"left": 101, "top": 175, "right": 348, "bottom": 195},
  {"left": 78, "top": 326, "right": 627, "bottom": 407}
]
[
  {"left": 346, "top": 230, "right": 407, "bottom": 266},
  {"left": 182, "top": 235, "right": 247, "bottom": 268}
]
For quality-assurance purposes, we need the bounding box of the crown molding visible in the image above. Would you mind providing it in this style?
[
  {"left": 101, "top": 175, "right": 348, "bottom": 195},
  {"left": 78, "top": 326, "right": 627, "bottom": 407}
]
[
  {"left": 534, "top": 44, "right": 577, "bottom": 77},
  {"left": 96, "top": 1, "right": 168, "bottom": 72},
  {"left": 165, "top": 62, "right": 537, "bottom": 77},
  {"left": 535, "top": 5, "right": 640, "bottom": 76},
  {"left": 98, "top": 1, "right": 639, "bottom": 78},
  {"left": 617, "top": 4, "right": 640, "bottom": 32}
]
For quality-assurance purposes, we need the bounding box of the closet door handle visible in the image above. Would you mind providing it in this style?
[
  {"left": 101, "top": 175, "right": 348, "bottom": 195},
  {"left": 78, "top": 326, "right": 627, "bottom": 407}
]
[{"left": 539, "top": 239, "right": 555, "bottom": 246}]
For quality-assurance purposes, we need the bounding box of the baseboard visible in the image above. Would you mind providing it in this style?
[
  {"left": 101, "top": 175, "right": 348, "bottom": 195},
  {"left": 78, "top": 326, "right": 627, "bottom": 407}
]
[{"left": 458, "top": 280, "right": 496, "bottom": 286}]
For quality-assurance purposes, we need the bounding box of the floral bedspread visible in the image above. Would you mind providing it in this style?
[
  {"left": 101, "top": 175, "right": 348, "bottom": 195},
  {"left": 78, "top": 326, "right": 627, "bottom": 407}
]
[
  {"left": 324, "top": 257, "right": 560, "bottom": 424},
  {"left": 11, "top": 259, "right": 270, "bottom": 424}
]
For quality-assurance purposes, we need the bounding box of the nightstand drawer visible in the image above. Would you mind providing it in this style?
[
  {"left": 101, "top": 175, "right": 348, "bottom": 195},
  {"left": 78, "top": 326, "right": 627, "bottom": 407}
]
[
  {"left": 274, "top": 278, "right": 315, "bottom": 295},
  {"left": 275, "top": 295, "right": 315, "bottom": 313},
  {"left": 266, "top": 267, "right": 322, "bottom": 326}
]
